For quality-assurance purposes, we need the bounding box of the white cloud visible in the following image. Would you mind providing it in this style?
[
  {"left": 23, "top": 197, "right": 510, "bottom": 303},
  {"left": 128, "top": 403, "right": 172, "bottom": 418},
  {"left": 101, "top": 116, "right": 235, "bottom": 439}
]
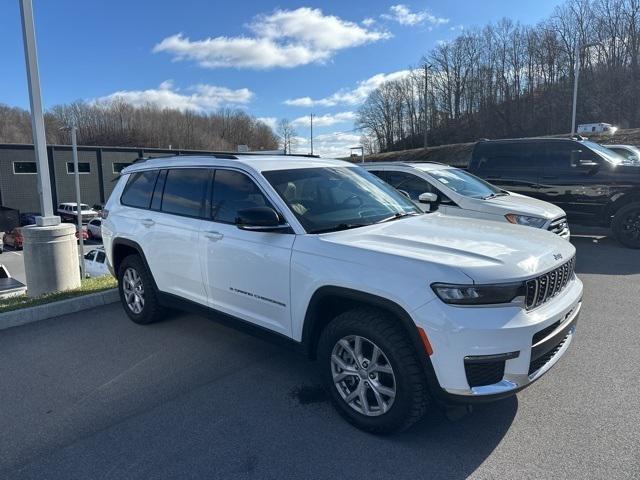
[
  {"left": 153, "top": 8, "right": 391, "bottom": 69},
  {"left": 284, "top": 70, "right": 412, "bottom": 107},
  {"left": 291, "top": 111, "right": 357, "bottom": 128},
  {"left": 450, "top": 24, "right": 465, "bottom": 32},
  {"left": 95, "top": 81, "right": 253, "bottom": 112},
  {"left": 362, "top": 17, "right": 376, "bottom": 27},
  {"left": 293, "top": 132, "right": 362, "bottom": 158},
  {"left": 257, "top": 117, "right": 278, "bottom": 130},
  {"left": 381, "top": 4, "right": 449, "bottom": 27}
]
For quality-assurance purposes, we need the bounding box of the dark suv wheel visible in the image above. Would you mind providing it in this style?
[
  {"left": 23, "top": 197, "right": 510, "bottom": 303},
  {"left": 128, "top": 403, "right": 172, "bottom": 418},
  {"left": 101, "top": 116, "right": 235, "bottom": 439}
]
[
  {"left": 317, "top": 307, "right": 430, "bottom": 434},
  {"left": 117, "top": 254, "right": 164, "bottom": 324},
  {"left": 612, "top": 202, "right": 640, "bottom": 249}
]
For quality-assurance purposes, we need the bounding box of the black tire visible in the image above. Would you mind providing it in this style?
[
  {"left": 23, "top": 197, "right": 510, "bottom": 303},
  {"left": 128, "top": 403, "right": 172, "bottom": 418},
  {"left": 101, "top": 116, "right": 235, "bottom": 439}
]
[
  {"left": 117, "top": 254, "right": 164, "bottom": 325},
  {"left": 612, "top": 202, "right": 640, "bottom": 249},
  {"left": 317, "top": 307, "right": 430, "bottom": 434}
]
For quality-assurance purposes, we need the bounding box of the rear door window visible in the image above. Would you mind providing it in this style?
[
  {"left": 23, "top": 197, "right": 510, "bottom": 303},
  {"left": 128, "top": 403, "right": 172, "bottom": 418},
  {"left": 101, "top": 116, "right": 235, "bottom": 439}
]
[
  {"left": 121, "top": 170, "right": 159, "bottom": 209},
  {"left": 160, "top": 168, "right": 211, "bottom": 218}
]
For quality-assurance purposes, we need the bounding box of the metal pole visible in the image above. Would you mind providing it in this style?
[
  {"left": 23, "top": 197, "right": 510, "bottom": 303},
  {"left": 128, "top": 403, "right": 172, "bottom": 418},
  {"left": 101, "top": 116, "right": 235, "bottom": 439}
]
[
  {"left": 19, "top": 0, "right": 58, "bottom": 226},
  {"left": 71, "top": 127, "right": 85, "bottom": 278},
  {"left": 310, "top": 113, "right": 314, "bottom": 155},
  {"left": 361, "top": 147, "right": 364, "bottom": 164},
  {"left": 571, "top": 43, "right": 580, "bottom": 135},
  {"left": 424, "top": 64, "right": 430, "bottom": 149}
]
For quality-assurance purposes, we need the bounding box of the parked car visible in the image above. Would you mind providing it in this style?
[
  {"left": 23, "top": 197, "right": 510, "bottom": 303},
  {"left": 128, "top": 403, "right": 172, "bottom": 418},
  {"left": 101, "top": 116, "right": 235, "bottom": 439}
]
[
  {"left": 19, "top": 212, "right": 39, "bottom": 226},
  {"left": 83, "top": 247, "right": 109, "bottom": 277},
  {"left": 57, "top": 202, "right": 99, "bottom": 223},
  {"left": 577, "top": 123, "right": 617, "bottom": 135},
  {"left": 3, "top": 228, "right": 24, "bottom": 250},
  {"left": 0, "top": 233, "right": 4, "bottom": 254},
  {"left": 605, "top": 144, "right": 640, "bottom": 165},
  {"left": 87, "top": 218, "right": 103, "bottom": 240},
  {"left": 364, "top": 162, "right": 569, "bottom": 238},
  {"left": 103, "top": 155, "right": 583, "bottom": 433},
  {"left": 469, "top": 138, "right": 640, "bottom": 248}
]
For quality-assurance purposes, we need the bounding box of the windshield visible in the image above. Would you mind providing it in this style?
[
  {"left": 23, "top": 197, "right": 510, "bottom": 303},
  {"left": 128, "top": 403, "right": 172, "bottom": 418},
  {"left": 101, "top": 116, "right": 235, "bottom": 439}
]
[
  {"left": 582, "top": 141, "right": 627, "bottom": 165},
  {"left": 262, "top": 166, "right": 422, "bottom": 233},
  {"left": 427, "top": 167, "right": 502, "bottom": 199}
]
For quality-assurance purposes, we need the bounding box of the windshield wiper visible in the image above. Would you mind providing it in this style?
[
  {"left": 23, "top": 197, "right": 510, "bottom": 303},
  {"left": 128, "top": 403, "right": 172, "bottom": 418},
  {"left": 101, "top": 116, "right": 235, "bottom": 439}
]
[
  {"left": 482, "top": 192, "right": 509, "bottom": 200},
  {"left": 309, "top": 223, "right": 371, "bottom": 234},
  {"left": 376, "top": 212, "right": 420, "bottom": 224}
]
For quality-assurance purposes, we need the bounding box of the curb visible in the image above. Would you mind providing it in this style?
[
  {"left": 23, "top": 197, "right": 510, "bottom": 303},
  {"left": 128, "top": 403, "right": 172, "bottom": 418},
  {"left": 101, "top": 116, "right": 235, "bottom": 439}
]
[{"left": 0, "top": 288, "right": 119, "bottom": 332}]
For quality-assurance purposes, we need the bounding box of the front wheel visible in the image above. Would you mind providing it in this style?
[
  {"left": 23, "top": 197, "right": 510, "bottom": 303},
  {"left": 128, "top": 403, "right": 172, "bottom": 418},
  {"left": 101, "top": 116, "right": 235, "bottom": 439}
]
[
  {"left": 612, "top": 202, "right": 640, "bottom": 248},
  {"left": 317, "top": 307, "right": 430, "bottom": 434},
  {"left": 117, "top": 254, "right": 164, "bottom": 324}
]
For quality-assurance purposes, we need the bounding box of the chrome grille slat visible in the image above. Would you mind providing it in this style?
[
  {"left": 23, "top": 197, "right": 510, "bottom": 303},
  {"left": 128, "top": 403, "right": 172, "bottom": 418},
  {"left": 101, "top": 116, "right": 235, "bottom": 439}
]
[{"left": 524, "top": 256, "right": 576, "bottom": 310}]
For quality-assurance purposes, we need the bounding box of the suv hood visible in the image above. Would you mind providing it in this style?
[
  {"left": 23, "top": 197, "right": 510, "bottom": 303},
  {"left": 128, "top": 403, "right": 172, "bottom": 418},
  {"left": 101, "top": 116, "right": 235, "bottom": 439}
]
[
  {"left": 321, "top": 213, "right": 575, "bottom": 283},
  {"left": 463, "top": 192, "right": 565, "bottom": 220}
]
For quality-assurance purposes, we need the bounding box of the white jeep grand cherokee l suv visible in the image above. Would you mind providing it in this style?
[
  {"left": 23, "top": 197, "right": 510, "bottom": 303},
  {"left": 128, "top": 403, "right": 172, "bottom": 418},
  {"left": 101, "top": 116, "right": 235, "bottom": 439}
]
[{"left": 102, "top": 155, "right": 582, "bottom": 433}]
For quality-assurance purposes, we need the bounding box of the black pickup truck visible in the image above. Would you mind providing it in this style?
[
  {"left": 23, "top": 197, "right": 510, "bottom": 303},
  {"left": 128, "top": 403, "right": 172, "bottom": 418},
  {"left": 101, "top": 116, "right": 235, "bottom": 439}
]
[{"left": 468, "top": 137, "right": 640, "bottom": 248}]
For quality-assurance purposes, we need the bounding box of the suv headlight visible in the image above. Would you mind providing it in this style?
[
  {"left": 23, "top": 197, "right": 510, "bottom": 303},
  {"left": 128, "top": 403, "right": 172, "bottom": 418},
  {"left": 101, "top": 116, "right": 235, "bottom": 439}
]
[
  {"left": 505, "top": 214, "right": 547, "bottom": 228},
  {"left": 431, "top": 282, "right": 525, "bottom": 306}
]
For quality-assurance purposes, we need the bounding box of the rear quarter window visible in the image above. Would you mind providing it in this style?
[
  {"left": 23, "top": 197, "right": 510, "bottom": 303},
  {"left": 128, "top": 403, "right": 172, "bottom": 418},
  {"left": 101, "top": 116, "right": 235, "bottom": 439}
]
[{"left": 120, "top": 170, "right": 159, "bottom": 209}]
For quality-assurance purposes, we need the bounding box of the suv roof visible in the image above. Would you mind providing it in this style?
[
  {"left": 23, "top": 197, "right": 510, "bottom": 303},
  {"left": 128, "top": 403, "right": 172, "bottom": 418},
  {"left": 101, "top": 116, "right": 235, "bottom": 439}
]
[
  {"left": 122, "top": 155, "right": 350, "bottom": 175},
  {"left": 476, "top": 137, "right": 584, "bottom": 144}
]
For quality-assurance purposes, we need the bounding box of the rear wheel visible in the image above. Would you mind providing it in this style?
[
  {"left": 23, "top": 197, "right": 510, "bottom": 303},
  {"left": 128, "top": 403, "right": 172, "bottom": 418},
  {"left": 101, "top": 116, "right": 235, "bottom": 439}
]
[
  {"left": 317, "top": 307, "right": 430, "bottom": 434},
  {"left": 117, "top": 254, "right": 164, "bottom": 324},
  {"left": 612, "top": 202, "right": 640, "bottom": 249}
]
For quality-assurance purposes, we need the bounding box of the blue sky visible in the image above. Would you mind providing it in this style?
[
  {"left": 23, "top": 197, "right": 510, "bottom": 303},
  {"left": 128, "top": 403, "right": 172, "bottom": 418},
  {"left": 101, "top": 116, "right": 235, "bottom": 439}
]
[{"left": 1, "top": 0, "right": 562, "bottom": 156}]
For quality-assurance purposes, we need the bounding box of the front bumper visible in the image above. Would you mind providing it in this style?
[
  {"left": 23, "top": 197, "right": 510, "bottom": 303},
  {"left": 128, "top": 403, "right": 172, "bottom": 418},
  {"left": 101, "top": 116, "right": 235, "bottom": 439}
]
[{"left": 412, "top": 275, "right": 583, "bottom": 399}]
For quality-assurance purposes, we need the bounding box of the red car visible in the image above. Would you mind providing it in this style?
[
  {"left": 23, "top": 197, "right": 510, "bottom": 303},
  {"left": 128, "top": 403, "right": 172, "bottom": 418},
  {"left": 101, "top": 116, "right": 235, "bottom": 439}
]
[
  {"left": 75, "top": 226, "right": 89, "bottom": 242},
  {"left": 3, "top": 228, "right": 24, "bottom": 250}
]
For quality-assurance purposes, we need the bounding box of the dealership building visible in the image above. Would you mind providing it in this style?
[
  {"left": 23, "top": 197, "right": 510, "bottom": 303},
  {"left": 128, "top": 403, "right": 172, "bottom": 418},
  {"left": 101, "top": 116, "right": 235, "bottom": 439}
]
[{"left": 0, "top": 144, "right": 260, "bottom": 214}]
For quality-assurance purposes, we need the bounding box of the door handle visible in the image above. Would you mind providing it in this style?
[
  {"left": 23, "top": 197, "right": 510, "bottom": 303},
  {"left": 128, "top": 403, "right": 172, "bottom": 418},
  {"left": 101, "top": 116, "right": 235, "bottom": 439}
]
[
  {"left": 141, "top": 218, "right": 155, "bottom": 227},
  {"left": 204, "top": 231, "right": 224, "bottom": 241}
]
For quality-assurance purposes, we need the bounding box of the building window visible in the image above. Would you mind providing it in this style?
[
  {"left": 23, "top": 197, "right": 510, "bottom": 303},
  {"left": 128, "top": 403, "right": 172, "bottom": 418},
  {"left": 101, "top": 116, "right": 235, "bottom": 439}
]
[
  {"left": 13, "top": 162, "right": 38, "bottom": 174},
  {"left": 112, "top": 162, "right": 133, "bottom": 174},
  {"left": 67, "top": 162, "right": 91, "bottom": 174}
]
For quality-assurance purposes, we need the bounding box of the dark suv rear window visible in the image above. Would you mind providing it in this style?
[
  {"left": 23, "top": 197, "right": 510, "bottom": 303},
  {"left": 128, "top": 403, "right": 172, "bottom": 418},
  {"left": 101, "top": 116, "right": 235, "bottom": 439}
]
[
  {"left": 121, "top": 170, "right": 159, "bottom": 209},
  {"left": 161, "top": 168, "right": 211, "bottom": 218}
]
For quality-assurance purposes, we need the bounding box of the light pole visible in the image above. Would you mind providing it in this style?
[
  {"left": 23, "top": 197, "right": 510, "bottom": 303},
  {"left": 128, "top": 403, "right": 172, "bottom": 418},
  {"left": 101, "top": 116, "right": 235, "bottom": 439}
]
[
  {"left": 70, "top": 126, "right": 86, "bottom": 278},
  {"left": 19, "top": 0, "right": 58, "bottom": 226},
  {"left": 571, "top": 42, "right": 601, "bottom": 135},
  {"left": 310, "top": 113, "right": 314, "bottom": 155},
  {"left": 424, "top": 64, "right": 432, "bottom": 149}
]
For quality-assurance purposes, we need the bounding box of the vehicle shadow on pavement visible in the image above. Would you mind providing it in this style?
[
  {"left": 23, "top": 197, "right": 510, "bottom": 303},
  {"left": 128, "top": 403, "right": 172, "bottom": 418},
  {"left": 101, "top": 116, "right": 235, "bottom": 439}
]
[{"left": 571, "top": 234, "right": 640, "bottom": 275}]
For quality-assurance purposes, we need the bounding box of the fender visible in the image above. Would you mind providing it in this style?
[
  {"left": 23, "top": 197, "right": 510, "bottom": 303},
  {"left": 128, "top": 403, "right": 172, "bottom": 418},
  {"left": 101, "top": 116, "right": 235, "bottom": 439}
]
[{"left": 110, "top": 238, "right": 159, "bottom": 290}]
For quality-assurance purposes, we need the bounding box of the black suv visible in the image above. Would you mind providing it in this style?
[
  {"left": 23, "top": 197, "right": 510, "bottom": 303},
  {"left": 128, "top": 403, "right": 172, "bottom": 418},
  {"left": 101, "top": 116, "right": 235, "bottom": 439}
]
[{"left": 469, "top": 138, "right": 640, "bottom": 248}]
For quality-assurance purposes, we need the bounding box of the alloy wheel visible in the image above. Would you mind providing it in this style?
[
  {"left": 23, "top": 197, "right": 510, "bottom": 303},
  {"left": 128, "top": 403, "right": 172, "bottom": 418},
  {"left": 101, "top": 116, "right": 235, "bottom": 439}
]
[
  {"left": 122, "top": 267, "right": 145, "bottom": 314},
  {"left": 621, "top": 208, "right": 640, "bottom": 241},
  {"left": 331, "top": 335, "right": 396, "bottom": 416}
]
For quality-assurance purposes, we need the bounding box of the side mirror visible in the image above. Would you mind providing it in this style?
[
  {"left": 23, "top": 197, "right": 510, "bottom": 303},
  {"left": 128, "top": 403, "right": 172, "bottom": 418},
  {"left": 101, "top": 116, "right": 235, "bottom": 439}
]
[
  {"left": 235, "top": 207, "right": 289, "bottom": 232},
  {"left": 418, "top": 192, "right": 438, "bottom": 204}
]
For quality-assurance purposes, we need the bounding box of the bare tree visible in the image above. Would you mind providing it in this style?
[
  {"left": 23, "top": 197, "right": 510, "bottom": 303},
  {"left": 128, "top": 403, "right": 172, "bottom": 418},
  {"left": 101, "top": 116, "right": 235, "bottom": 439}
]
[{"left": 277, "top": 119, "right": 297, "bottom": 154}]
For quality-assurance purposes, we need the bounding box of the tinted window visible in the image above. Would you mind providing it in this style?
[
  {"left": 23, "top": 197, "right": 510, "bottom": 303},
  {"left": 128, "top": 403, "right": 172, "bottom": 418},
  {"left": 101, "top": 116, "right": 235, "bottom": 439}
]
[
  {"left": 385, "top": 171, "right": 435, "bottom": 199},
  {"left": 212, "top": 170, "right": 273, "bottom": 224},
  {"left": 84, "top": 250, "right": 96, "bottom": 261},
  {"left": 67, "top": 162, "right": 91, "bottom": 174},
  {"left": 542, "top": 141, "right": 576, "bottom": 169},
  {"left": 121, "top": 170, "right": 159, "bottom": 209},
  {"left": 161, "top": 168, "right": 210, "bottom": 218},
  {"left": 13, "top": 162, "right": 37, "bottom": 174},
  {"left": 95, "top": 251, "right": 106, "bottom": 263},
  {"left": 90, "top": 219, "right": 101, "bottom": 226}
]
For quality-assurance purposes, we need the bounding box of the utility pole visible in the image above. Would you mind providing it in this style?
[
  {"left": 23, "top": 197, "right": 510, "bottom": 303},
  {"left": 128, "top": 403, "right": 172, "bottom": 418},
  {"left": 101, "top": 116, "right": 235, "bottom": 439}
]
[
  {"left": 19, "top": 0, "right": 57, "bottom": 226},
  {"left": 310, "top": 113, "right": 314, "bottom": 155},
  {"left": 71, "top": 126, "right": 86, "bottom": 278},
  {"left": 423, "top": 64, "right": 432, "bottom": 150}
]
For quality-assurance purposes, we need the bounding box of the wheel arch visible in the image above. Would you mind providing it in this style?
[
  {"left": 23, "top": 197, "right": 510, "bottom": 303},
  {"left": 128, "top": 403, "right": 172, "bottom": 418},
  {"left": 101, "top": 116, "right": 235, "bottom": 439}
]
[
  {"left": 111, "top": 238, "right": 156, "bottom": 288},
  {"left": 606, "top": 191, "right": 640, "bottom": 224}
]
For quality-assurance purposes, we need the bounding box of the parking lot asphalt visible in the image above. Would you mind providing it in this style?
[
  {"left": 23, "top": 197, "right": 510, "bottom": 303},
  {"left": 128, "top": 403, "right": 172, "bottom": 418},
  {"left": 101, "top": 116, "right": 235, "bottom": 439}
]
[{"left": 0, "top": 232, "right": 638, "bottom": 479}]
